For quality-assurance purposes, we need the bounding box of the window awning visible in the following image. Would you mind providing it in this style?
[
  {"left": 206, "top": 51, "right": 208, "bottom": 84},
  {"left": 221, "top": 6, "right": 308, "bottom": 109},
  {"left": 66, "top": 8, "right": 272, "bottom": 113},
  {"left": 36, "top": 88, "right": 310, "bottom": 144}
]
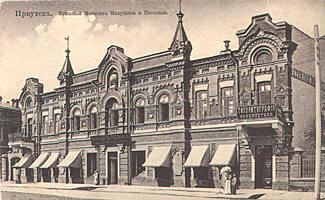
[
  {"left": 40, "top": 153, "right": 60, "bottom": 168},
  {"left": 13, "top": 156, "right": 33, "bottom": 168},
  {"left": 29, "top": 152, "right": 50, "bottom": 168},
  {"left": 183, "top": 145, "right": 210, "bottom": 167},
  {"left": 57, "top": 151, "right": 81, "bottom": 168},
  {"left": 142, "top": 146, "right": 171, "bottom": 167},
  {"left": 209, "top": 144, "right": 236, "bottom": 166}
]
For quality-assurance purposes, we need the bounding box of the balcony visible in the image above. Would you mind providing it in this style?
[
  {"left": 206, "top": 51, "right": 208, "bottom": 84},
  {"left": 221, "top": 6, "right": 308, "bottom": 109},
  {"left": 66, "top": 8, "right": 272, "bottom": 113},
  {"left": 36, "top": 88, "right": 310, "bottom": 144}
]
[
  {"left": 237, "top": 104, "right": 285, "bottom": 122},
  {"left": 8, "top": 132, "right": 34, "bottom": 149}
]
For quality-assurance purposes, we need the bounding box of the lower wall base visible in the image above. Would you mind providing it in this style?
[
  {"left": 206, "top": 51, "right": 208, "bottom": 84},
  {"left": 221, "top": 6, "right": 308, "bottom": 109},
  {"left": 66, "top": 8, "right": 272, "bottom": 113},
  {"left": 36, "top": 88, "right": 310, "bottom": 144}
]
[
  {"left": 238, "top": 180, "right": 255, "bottom": 189},
  {"left": 273, "top": 181, "right": 289, "bottom": 190}
]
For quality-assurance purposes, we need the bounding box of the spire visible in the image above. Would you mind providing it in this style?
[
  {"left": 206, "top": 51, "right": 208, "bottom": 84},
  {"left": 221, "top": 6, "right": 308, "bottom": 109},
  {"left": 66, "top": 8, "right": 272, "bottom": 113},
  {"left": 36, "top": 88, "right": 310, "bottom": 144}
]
[
  {"left": 169, "top": 0, "right": 191, "bottom": 59},
  {"left": 57, "top": 36, "right": 74, "bottom": 85}
]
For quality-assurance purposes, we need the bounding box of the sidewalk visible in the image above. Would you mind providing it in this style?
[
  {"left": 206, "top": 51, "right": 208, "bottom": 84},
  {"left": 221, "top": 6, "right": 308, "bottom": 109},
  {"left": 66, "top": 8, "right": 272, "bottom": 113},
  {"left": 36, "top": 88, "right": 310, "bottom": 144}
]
[{"left": 0, "top": 182, "right": 321, "bottom": 200}]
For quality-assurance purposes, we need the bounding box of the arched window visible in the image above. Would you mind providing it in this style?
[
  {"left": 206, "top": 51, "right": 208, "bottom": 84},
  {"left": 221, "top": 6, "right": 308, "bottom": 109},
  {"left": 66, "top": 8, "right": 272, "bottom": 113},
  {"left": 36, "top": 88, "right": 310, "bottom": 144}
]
[
  {"left": 135, "top": 98, "right": 145, "bottom": 124},
  {"left": 72, "top": 109, "right": 81, "bottom": 131},
  {"left": 105, "top": 99, "right": 118, "bottom": 127},
  {"left": 107, "top": 69, "right": 118, "bottom": 89},
  {"left": 196, "top": 91, "right": 208, "bottom": 119},
  {"left": 158, "top": 94, "right": 169, "bottom": 122},
  {"left": 254, "top": 50, "right": 272, "bottom": 64},
  {"left": 89, "top": 106, "right": 97, "bottom": 129},
  {"left": 25, "top": 97, "right": 32, "bottom": 109}
]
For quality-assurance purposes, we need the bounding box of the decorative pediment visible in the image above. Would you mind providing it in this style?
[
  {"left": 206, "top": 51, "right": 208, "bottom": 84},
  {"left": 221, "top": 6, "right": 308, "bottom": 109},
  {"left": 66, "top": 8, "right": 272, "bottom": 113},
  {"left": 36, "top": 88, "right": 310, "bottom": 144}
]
[
  {"left": 97, "top": 45, "right": 130, "bottom": 87},
  {"left": 19, "top": 78, "right": 43, "bottom": 108}
]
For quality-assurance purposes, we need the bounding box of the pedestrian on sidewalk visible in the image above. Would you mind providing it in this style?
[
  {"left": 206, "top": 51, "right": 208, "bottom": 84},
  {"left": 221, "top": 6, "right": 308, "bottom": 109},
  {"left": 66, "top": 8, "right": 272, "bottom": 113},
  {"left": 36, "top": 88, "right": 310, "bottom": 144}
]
[
  {"left": 53, "top": 167, "right": 59, "bottom": 183},
  {"left": 231, "top": 174, "right": 237, "bottom": 195},
  {"left": 224, "top": 172, "right": 232, "bottom": 194},
  {"left": 16, "top": 168, "right": 21, "bottom": 184},
  {"left": 93, "top": 170, "right": 99, "bottom": 185}
]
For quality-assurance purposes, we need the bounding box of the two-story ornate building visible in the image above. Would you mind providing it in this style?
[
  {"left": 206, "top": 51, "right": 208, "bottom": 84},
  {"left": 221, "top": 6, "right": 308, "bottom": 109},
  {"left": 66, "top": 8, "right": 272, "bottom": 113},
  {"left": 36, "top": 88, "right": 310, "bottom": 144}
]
[{"left": 3, "top": 11, "right": 323, "bottom": 190}]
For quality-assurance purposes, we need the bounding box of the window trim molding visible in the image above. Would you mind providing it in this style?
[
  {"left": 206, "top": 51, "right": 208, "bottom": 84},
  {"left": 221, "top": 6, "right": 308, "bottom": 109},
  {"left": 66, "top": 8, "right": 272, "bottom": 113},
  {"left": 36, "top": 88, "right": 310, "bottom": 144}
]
[
  {"left": 255, "top": 74, "right": 272, "bottom": 83},
  {"left": 219, "top": 80, "right": 234, "bottom": 89}
]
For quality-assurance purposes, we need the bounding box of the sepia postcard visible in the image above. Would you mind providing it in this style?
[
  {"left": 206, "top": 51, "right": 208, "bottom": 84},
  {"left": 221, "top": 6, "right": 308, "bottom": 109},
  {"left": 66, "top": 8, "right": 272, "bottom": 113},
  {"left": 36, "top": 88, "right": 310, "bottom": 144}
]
[{"left": 0, "top": 0, "right": 324, "bottom": 199}]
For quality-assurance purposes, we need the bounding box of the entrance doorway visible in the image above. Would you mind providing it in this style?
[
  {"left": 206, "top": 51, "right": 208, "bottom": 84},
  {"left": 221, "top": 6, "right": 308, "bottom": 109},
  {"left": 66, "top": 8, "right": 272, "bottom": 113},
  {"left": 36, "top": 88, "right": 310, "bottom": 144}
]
[
  {"left": 10, "top": 157, "right": 20, "bottom": 181},
  {"left": 255, "top": 145, "right": 272, "bottom": 188},
  {"left": 107, "top": 152, "right": 118, "bottom": 184}
]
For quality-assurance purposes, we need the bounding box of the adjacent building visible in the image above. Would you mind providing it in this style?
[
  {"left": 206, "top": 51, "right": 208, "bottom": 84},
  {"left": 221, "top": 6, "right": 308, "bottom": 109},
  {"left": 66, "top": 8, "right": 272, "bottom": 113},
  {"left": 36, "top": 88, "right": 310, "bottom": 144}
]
[
  {"left": 0, "top": 97, "right": 21, "bottom": 181},
  {"left": 2, "top": 11, "right": 324, "bottom": 191}
]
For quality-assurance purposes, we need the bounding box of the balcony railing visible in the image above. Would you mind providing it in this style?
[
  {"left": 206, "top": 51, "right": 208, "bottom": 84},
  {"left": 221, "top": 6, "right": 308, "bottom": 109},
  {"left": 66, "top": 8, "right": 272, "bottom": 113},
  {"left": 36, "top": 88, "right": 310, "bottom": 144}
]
[
  {"left": 237, "top": 104, "right": 285, "bottom": 121},
  {"left": 8, "top": 132, "right": 33, "bottom": 143}
]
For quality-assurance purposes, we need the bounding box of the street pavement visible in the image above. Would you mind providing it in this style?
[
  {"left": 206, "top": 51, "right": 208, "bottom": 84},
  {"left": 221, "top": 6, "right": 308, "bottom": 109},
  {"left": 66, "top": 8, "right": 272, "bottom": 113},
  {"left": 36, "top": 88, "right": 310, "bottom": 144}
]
[{"left": 0, "top": 182, "right": 321, "bottom": 200}]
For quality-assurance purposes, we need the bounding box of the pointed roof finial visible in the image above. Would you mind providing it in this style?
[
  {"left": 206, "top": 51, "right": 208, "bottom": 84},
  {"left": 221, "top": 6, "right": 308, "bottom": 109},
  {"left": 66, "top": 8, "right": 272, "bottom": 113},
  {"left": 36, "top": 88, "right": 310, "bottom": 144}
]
[
  {"left": 179, "top": 0, "right": 182, "bottom": 14},
  {"left": 65, "top": 36, "right": 70, "bottom": 56},
  {"left": 177, "top": 0, "right": 183, "bottom": 22}
]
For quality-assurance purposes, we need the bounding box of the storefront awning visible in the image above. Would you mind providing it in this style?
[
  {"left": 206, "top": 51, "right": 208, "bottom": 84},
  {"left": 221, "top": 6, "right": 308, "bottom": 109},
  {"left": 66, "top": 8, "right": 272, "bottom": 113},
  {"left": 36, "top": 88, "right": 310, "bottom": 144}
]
[
  {"left": 142, "top": 146, "right": 171, "bottom": 167},
  {"left": 183, "top": 145, "right": 210, "bottom": 167},
  {"left": 209, "top": 144, "right": 236, "bottom": 166},
  {"left": 40, "top": 153, "right": 60, "bottom": 168},
  {"left": 57, "top": 151, "right": 81, "bottom": 168},
  {"left": 13, "top": 156, "right": 33, "bottom": 168},
  {"left": 29, "top": 152, "right": 50, "bottom": 168}
]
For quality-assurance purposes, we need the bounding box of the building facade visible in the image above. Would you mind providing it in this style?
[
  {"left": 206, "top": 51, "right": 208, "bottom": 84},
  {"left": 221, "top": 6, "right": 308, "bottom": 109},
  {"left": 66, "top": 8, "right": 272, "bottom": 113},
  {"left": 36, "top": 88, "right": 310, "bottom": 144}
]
[
  {"left": 3, "top": 12, "right": 324, "bottom": 190},
  {"left": 0, "top": 97, "right": 21, "bottom": 182}
]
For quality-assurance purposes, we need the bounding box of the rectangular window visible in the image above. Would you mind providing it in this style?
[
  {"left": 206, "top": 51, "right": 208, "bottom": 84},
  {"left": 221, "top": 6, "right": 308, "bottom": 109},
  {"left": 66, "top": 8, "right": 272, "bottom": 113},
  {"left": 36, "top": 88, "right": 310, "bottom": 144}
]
[
  {"left": 196, "top": 91, "right": 208, "bottom": 119},
  {"left": 87, "top": 153, "right": 97, "bottom": 177},
  {"left": 54, "top": 113, "right": 60, "bottom": 133},
  {"left": 42, "top": 115, "right": 48, "bottom": 135},
  {"left": 222, "top": 87, "right": 234, "bottom": 116},
  {"left": 258, "top": 82, "right": 271, "bottom": 104},
  {"left": 132, "top": 151, "right": 146, "bottom": 177}
]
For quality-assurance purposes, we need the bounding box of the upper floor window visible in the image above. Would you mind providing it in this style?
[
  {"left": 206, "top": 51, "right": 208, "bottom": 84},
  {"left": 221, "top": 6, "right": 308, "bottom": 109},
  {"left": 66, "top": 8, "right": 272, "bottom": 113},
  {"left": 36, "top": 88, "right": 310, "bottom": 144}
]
[
  {"left": 258, "top": 82, "right": 271, "bottom": 104},
  {"left": 105, "top": 99, "right": 118, "bottom": 127},
  {"left": 90, "top": 106, "right": 97, "bottom": 129},
  {"left": 254, "top": 50, "right": 272, "bottom": 64},
  {"left": 72, "top": 109, "right": 81, "bottom": 131},
  {"left": 135, "top": 98, "right": 145, "bottom": 124},
  {"left": 27, "top": 118, "right": 33, "bottom": 139},
  {"left": 25, "top": 97, "right": 32, "bottom": 109},
  {"left": 54, "top": 113, "right": 60, "bottom": 133},
  {"left": 222, "top": 87, "right": 234, "bottom": 116},
  {"left": 42, "top": 115, "right": 49, "bottom": 134},
  {"left": 107, "top": 68, "right": 118, "bottom": 89},
  {"left": 196, "top": 91, "right": 208, "bottom": 119},
  {"left": 158, "top": 94, "right": 169, "bottom": 122}
]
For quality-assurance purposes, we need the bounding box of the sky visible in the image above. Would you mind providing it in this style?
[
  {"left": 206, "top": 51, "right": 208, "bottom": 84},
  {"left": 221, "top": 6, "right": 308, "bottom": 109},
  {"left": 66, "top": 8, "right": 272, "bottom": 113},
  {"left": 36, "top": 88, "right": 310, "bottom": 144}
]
[{"left": 0, "top": 0, "right": 324, "bottom": 103}]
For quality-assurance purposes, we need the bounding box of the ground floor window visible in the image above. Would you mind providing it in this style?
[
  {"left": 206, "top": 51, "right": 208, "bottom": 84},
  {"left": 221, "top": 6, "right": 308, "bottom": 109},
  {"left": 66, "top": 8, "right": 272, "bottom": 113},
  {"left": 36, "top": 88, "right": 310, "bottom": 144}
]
[
  {"left": 132, "top": 151, "right": 145, "bottom": 177},
  {"left": 87, "top": 153, "right": 97, "bottom": 177},
  {"left": 193, "top": 167, "right": 209, "bottom": 180}
]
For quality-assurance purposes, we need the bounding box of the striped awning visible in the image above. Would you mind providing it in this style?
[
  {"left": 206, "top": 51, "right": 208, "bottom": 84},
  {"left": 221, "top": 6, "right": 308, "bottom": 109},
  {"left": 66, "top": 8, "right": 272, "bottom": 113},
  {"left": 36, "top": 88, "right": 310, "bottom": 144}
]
[
  {"left": 183, "top": 145, "right": 210, "bottom": 167},
  {"left": 29, "top": 152, "right": 50, "bottom": 168},
  {"left": 209, "top": 144, "right": 236, "bottom": 166},
  {"left": 13, "top": 156, "right": 33, "bottom": 168},
  {"left": 57, "top": 151, "right": 81, "bottom": 168},
  {"left": 40, "top": 153, "right": 60, "bottom": 168},
  {"left": 142, "top": 146, "right": 171, "bottom": 167}
]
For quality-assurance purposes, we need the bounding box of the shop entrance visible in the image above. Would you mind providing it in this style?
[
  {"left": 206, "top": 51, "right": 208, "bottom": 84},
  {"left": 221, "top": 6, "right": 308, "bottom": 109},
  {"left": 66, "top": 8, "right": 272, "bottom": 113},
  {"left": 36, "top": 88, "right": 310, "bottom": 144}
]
[
  {"left": 108, "top": 152, "right": 118, "bottom": 184},
  {"left": 255, "top": 145, "right": 272, "bottom": 188}
]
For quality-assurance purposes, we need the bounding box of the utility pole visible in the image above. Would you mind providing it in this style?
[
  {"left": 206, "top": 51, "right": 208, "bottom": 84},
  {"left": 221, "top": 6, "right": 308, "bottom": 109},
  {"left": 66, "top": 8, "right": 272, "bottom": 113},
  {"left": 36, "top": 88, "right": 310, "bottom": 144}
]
[
  {"left": 126, "top": 71, "right": 132, "bottom": 185},
  {"left": 314, "top": 24, "right": 321, "bottom": 200}
]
